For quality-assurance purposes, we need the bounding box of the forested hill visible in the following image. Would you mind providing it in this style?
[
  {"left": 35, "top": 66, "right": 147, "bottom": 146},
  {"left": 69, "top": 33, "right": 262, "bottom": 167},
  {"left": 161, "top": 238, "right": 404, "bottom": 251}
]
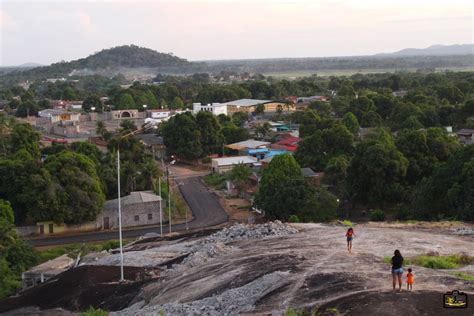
[{"left": 15, "top": 45, "right": 193, "bottom": 77}]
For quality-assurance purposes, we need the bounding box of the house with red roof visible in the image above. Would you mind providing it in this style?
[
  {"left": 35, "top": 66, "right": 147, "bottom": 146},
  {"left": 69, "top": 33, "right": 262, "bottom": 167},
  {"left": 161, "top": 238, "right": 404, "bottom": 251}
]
[{"left": 270, "top": 136, "right": 300, "bottom": 152}]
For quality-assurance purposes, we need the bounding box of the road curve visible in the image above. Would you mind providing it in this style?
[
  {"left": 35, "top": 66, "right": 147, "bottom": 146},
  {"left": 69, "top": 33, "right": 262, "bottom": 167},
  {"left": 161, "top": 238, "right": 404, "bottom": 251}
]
[{"left": 28, "top": 176, "right": 229, "bottom": 247}]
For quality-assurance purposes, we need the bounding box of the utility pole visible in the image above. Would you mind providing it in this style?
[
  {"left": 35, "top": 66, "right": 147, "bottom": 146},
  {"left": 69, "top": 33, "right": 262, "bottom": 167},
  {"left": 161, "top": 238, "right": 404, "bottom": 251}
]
[
  {"left": 167, "top": 166, "right": 171, "bottom": 234},
  {"left": 117, "top": 149, "right": 124, "bottom": 282},
  {"left": 158, "top": 176, "right": 162, "bottom": 236}
]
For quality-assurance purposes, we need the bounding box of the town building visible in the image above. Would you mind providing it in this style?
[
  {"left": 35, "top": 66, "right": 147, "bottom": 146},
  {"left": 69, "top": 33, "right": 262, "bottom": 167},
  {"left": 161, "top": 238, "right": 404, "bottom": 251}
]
[
  {"left": 100, "top": 191, "right": 163, "bottom": 230},
  {"left": 21, "top": 254, "right": 74, "bottom": 289},
  {"left": 224, "top": 99, "right": 272, "bottom": 115},
  {"left": 38, "top": 109, "right": 81, "bottom": 124},
  {"left": 457, "top": 129, "right": 474, "bottom": 145},
  {"left": 225, "top": 139, "right": 271, "bottom": 156},
  {"left": 111, "top": 109, "right": 140, "bottom": 119},
  {"left": 211, "top": 156, "right": 258, "bottom": 174},
  {"left": 193, "top": 103, "right": 228, "bottom": 116},
  {"left": 148, "top": 109, "right": 172, "bottom": 119}
]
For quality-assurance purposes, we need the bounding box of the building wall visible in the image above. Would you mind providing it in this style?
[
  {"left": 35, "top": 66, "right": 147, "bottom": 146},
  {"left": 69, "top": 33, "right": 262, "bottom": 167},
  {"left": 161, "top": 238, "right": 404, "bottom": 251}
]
[
  {"left": 100, "top": 201, "right": 163, "bottom": 229},
  {"left": 226, "top": 105, "right": 255, "bottom": 115},
  {"left": 264, "top": 102, "right": 295, "bottom": 112}
]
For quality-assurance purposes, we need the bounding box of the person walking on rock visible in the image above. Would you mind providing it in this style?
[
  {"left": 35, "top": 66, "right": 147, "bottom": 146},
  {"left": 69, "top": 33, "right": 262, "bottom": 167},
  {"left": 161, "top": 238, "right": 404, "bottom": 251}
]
[
  {"left": 391, "top": 249, "right": 404, "bottom": 291},
  {"left": 346, "top": 227, "right": 355, "bottom": 253}
]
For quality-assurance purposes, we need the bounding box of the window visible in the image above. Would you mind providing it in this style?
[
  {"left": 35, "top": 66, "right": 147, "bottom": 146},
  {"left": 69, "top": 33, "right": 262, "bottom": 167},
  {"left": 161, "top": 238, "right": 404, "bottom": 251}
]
[
  {"left": 148, "top": 213, "right": 153, "bottom": 220},
  {"left": 134, "top": 215, "right": 139, "bottom": 221}
]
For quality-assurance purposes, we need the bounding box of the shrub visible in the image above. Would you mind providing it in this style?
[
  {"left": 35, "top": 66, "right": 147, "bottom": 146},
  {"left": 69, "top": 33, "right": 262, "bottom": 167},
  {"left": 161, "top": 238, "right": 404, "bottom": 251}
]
[
  {"left": 369, "top": 209, "right": 385, "bottom": 221},
  {"left": 288, "top": 215, "right": 301, "bottom": 223},
  {"left": 80, "top": 307, "right": 108, "bottom": 316},
  {"left": 203, "top": 173, "right": 226, "bottom": 188},
  {"left": 101, "top": 240, "right": 120, "bottom": 251},
  {"left": 413, "top": 255, "right": 460, "bottom": 269},
  {"left": 342, "top": 219, "right": 355, "bottom": 227},
  {"left": 202, "top": 157, "right": 212, "bottom": 164},
  {"left": 453, "top": 272, "right": 474, "bottom": 281}
]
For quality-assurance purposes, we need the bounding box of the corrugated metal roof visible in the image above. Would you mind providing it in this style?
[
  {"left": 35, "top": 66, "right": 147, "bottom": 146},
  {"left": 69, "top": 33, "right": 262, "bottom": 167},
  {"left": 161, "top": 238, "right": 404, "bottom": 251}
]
[
  {"left": 104, "top": 191, "right": 162, "bottom": 208},
  {"left": 225, "top": 139, "right": 271, "bottom": 150},
  {"left": 212, "top": 156, "right": 258, "bottom": 166},
  {"left": 224, "top": 99, "right": 272, "bottom": 107}
]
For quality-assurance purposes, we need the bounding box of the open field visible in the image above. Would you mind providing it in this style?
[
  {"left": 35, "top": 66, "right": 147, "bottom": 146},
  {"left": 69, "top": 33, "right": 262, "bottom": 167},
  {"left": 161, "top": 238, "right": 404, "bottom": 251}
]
[{"left": 262, "top": 66, "right": 474, "bottom": 78}]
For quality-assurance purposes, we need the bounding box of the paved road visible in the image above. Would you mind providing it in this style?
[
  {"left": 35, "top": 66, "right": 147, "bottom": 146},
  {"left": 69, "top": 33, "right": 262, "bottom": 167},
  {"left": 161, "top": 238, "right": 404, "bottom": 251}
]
[{"left": 28, "top": 176, "right": 229, "bottom": 247}]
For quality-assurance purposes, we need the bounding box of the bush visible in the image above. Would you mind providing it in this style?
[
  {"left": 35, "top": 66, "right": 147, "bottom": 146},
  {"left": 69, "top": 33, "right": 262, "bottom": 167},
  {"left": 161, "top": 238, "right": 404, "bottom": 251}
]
[
  {"left": 101, "top": 240, "right": 120, "bottom": 251},
  {"left": 202, "top": 157, "right": 212, "bottom": 164},
  {"left": 382, "top": 254, "right": 474, "bottom": 269},
  {"left": 80, "top": 307, "right": 108, "bottom": 316},
  {"left": 288, "top": 215, "right": 301, "bottom": 223},
  {"left": 369, "top": 209, "right": 385, "bottom": 221},
  {"left": 413, "top": 255, "right": 460, "bottom": 269},
  {"left": 203, "top": 173, "right": 226, "bottom": 188}
]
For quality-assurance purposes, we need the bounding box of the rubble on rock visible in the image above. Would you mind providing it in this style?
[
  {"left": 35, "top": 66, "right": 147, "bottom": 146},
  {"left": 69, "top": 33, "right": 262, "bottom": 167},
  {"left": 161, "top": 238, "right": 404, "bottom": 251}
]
[{"left": 113, "top": 271, "right": 290, "bottom": 316}]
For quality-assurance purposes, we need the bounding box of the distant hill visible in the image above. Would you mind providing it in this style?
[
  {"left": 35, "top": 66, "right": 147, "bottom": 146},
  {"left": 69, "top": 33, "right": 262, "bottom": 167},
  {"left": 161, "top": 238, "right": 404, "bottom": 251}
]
[
  {"left": 377, "top": 44, "right": 474, "bottom": 57},
  {"left": 17, "top": 45, "right": 192, "bottom": 77}
]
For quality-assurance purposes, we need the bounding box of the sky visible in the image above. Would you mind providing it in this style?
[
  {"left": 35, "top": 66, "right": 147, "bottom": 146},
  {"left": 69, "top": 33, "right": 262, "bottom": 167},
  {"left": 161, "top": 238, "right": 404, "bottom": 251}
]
[{"left": 0, "top": 0, "right": 473, "bottom": 66}]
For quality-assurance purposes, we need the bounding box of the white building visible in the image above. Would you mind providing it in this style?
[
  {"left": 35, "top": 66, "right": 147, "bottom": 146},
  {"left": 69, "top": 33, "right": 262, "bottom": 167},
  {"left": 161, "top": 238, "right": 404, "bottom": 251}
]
[
  {"left": 38, "top": 109, "right": 80, "bottom": 123},
  {"left": 149, "top": 109, "right": 171, "bottom": 119},
  {"left": 211, "top": 156, "right": 258, "bottom": 174},
  {"left": 193, "top": 103, "right": 228, "bottom": 116}
]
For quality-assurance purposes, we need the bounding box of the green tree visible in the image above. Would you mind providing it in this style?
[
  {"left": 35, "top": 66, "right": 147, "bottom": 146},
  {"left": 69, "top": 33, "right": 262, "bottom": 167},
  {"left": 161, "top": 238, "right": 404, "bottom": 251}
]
[
  {"left": 120, "top": 119, "right": 137, "bottom": 133},
  {"left": 299, "top": 109, "right": 321, "bottom": 138},
  {"left": 222, "top": 124, "right": 249, "bottom": 145},
  {"left": 255, "top": 103, "right": 265, "bottom": 115},
  {"left": 0, "top": 199, "right": 38, "bottom": 299},
  {"left": 118, "top": 93, "right": 136, "bottom": 109},
  {"left": 196, "top": 111, "right": 224, "bottom": 155},
  {"left": 413, "top": 145, "right": 474, "bottom": 220},
  {"left": 228, "top": 163, "right": 252, "bottom": 194},
  {"left": 171, "top": 96, "right": 184, "bottom": 109},
  {"left": 83, "top": 94, "right": 103, "bottom": 112},
  {"left": 255, "top": 122, "right": 271, "bottom": 139},
  {"left": 255, "top": 154, "right": 306, "bottom": 220},
  {"left": 295, "top": 124, "right": 353, "bottom": 171},
  {"left": 342, "top": 112, "right": 360, "bottom": 134},
  {"left": 309, "top": 101, "right": 331, "bottom": 117},
  {"left": 44, "top": 151, "right": 105, "bottom": 224},
  {"left": 15, "top": 101, "right": 39, "bottom": 117},
  {"left": 347, "top": 130, "right": 408, "bottom": 207},
  {"left": 161, "top": 112, "right": 203, "bottom": 160},
  {"left": 232, "top": 111, "right": 249, "bottom": 127},
  {"left": 299, "top": 187, "right": 338, "bottom": 222},
  {"left": 9, "top": 123, "right": 41, "bottom": 159}
]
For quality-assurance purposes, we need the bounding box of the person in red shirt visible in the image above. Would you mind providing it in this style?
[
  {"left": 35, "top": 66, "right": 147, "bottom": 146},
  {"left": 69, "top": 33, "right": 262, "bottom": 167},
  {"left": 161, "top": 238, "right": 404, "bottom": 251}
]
[
  {"left": 406, "top": 268, "right": 414, "bottom": 291},
  {"left": 346, "top": 228, "right": 355, "bottom": 253}
]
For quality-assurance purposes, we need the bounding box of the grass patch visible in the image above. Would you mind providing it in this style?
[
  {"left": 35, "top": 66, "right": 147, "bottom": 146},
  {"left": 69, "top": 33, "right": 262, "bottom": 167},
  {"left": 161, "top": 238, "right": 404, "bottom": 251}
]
[
  {"left": 383, "top": 256, "right": 413, "bottom": 265},
  {"left": 38, "top": 239, "right": 123, "bottom": 264},
  {"left": 237, "top": 205, "right": 250, "bottom": 210},
  {"left": 382, "top": 254, "right": 473, "bottom": 269},
  {"left": 203, "top": 173, "right": 227, "bottom": 188},
  {"left": 341, "top": 219, "right": 355, "bottom": 227},
  {"left": 452, "top": 272, "right": 474, "bottom": 281},
  {"left": 80, "top": 307, "right": 108, "bottom": 316}
]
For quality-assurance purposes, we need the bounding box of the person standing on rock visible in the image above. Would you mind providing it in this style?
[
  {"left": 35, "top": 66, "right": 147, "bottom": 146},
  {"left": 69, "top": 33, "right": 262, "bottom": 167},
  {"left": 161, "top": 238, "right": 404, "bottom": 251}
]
[
  {"left": 345, "top": 227, "right": 355, "bottom": 253},
  {"left": 391, "top": 249, "right": 404, "bottom": 291}
]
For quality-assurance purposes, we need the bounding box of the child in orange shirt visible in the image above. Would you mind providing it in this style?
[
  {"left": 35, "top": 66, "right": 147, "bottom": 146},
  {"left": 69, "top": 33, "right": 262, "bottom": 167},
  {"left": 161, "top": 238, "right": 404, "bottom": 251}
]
[{"left": 406, "top": 268, "right": 414, "bottom": 291}]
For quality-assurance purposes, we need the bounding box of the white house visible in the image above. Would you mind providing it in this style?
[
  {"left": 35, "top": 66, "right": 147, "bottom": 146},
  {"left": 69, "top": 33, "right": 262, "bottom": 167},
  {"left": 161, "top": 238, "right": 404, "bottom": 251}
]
[
  {"left": 193, "top": 103, "right": 228, "bottom": 116},
  {"left": 38, "top": 109, "right": 80, "bottom": 123},
  {"left": 211, "top": 156, "right": 258, "bottom": 174},
  {"left": 149, "top": 109, "right": 171, "bottom": 119}
]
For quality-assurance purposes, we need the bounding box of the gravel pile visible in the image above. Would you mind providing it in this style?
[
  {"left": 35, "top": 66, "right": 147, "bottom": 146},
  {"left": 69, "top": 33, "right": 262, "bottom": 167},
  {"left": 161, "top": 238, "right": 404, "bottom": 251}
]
[
  {"left": 173, "top": 221, "right": 299, "bottom": 269},
  {"left": 203, "top": 221, "right": 299, "bottom": 244},
  {"left": 113, "top": 271, "right": 290, "bottom": 316},
  {"left": 451, "top": 227, "right": 474, "bottom": 235}
]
